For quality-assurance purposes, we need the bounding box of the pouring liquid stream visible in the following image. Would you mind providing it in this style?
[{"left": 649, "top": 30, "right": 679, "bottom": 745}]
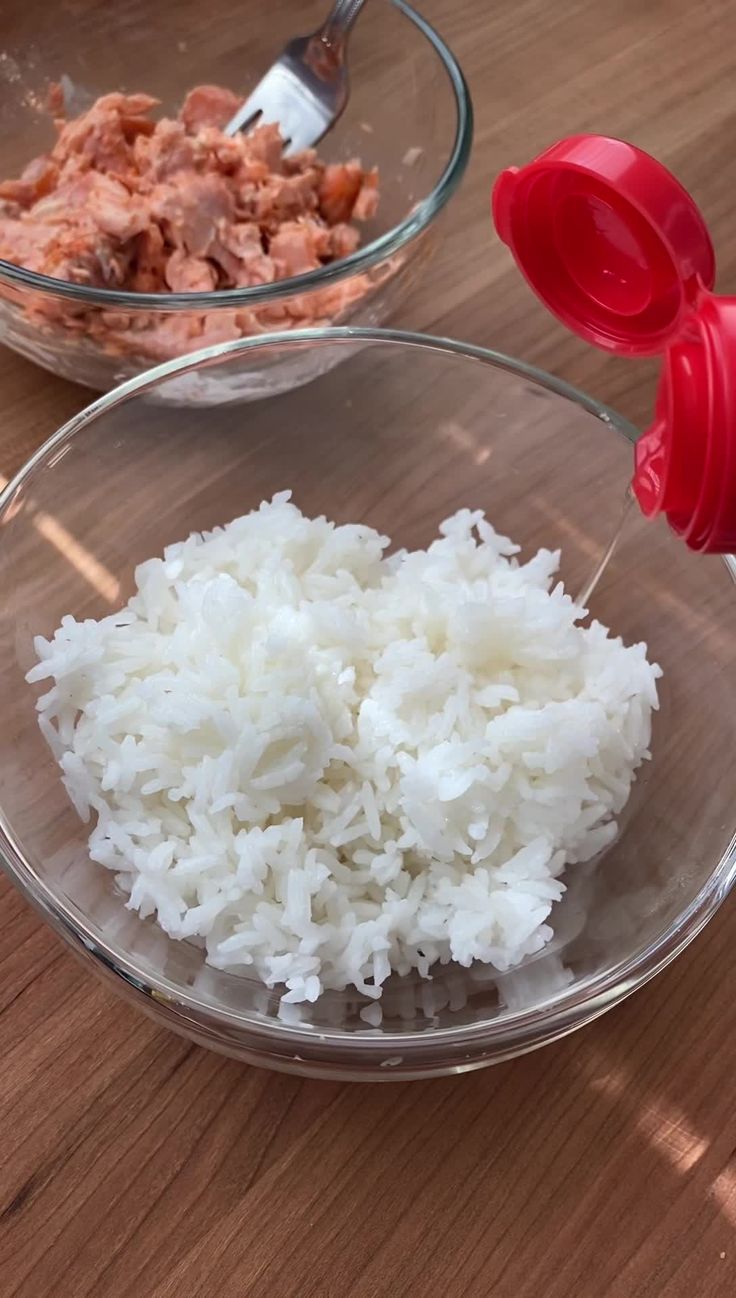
[{"left": 576, "top": 486, "right": 635, "bottom": 608}]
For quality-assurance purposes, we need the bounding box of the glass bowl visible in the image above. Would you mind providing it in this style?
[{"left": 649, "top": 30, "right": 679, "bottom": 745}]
[
  {"left": 1, "top": 328, "right": 735, "bottom": 1081},
  {"left": 0, "top": 0, "right": 471, "bottom": 400}
]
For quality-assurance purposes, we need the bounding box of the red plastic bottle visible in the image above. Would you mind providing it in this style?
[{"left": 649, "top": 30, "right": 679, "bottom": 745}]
[{"left": 492, "top": 135, "right": 736, "bottom": 553}]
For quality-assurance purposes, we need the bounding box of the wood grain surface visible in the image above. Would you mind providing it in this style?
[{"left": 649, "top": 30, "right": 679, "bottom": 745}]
[{"left": 1, "top": 1, "right": 735, "bottom": 1294}]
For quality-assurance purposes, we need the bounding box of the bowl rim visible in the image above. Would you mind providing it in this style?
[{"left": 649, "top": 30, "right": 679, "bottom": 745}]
[
  {"left": 0, "top": 0, "right": 473, "bottom": 312},
  {"left": 1, "top": 324, "right": 735, "bottom": 1056}
]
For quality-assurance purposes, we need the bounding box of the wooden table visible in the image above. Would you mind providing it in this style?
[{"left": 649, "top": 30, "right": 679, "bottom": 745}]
[{"left": 1, "top": 2, "right": 735, "bottom": 1293}]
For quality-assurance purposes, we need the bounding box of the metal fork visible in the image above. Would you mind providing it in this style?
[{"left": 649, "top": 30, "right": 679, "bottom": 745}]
[{"left": 224, "top": 0, "right": 367, "bottom": 154}]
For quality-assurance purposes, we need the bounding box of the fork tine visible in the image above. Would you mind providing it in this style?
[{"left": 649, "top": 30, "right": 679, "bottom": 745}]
[
  {"left": 225, "top": 63, "right": 331, "bottom": 152},
  {"left": 225, "top": 65, "right": 306, "bottom": 144},
  {"left": 224, "top": 82, "right": 272, "bottom": 137}
]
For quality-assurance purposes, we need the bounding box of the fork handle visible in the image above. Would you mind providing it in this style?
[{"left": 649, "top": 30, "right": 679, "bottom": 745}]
[{"left": 320, "top": 0, "right": 368, "bottom": 49}]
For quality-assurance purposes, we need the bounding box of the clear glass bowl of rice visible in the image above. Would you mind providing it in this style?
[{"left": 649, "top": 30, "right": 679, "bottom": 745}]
[
  {"left": 0, "top": 0, "right": 471, "bottom": 400},
  {"left": 1, "top": 328, "right": 734, "bottom": 1081}
]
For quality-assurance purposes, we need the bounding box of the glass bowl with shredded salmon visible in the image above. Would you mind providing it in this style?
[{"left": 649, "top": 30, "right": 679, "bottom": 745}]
[{"left": 0, "top": 0, "right": 471, "bottom": 398}]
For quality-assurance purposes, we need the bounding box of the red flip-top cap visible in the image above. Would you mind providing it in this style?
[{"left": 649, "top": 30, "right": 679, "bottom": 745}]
[{"left": 492, "top": 135, "right": 736, "bottom": 553}]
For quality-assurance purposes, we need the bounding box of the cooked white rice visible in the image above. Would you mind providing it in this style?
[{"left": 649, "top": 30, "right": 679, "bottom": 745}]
[{"left": 28, "top": 493, "right": 661, "bottom": 1013}]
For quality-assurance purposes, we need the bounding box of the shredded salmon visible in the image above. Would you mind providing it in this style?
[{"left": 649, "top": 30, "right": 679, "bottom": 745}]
[{"left": 0, "top": 84, "right": 381, "bottom": 363}]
